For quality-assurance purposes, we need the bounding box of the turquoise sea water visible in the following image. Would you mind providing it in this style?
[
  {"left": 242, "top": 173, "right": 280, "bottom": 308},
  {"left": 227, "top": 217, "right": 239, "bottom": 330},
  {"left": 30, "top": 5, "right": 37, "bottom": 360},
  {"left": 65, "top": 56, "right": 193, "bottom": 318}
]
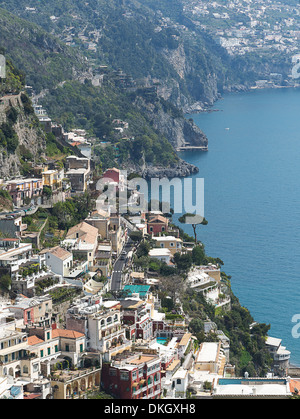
[{"left": 175, "top": 88, "right": 300, "bottom": 366}]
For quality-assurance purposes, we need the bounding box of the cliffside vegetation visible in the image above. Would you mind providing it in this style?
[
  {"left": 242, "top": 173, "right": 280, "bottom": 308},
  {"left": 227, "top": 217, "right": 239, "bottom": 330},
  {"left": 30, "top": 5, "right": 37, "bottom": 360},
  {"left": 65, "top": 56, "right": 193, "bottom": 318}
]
[{"left": 0, "top": 0, "right": 253, "bottom": 107}]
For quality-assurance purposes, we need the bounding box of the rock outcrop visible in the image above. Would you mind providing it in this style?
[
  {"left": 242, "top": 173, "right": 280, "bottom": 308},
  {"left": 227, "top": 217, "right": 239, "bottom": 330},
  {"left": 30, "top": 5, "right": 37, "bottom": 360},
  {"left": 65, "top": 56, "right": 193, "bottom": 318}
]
[
  {"left": 127, "top": 157, "right": 199, "bottom": 180},
  {"left": 134, "top": 96, "right": 208, "bottom": 150},
  {"left": 0, "top": 92, "right": 46, "bottom": 178}
]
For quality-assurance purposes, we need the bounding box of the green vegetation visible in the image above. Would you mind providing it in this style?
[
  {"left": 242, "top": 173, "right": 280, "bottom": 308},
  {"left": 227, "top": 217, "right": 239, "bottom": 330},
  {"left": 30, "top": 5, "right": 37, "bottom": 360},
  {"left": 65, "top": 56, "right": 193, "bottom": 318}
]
[
  {"left": 0, "top": 122, "right": 19, "bottom": 154},
  {"left": 0, "top": 189, "right": 12, "bottom": 202},
  {"left": 45, "top": 132, "right": 69, "bottom": 157},
  {"left": 50, "top": 193, "right": 94, "bottom": 231},
  {"left": 42, "top": 79, "right": 179, "bottom": 168},
  {"left": 0, "top": 8, "right": 87, "bottom": 93},
  {"left": 0, "top": 54, "right": 24, "bottom": 95},
  {"left": 181, "top": 287, "right": 272, "bottom": 376},
  {"left": 49, "top": 286, "right": 82, "bottom": 305},
  {"left": 0, "top": 272, "right": 11, "bottom": 293}
]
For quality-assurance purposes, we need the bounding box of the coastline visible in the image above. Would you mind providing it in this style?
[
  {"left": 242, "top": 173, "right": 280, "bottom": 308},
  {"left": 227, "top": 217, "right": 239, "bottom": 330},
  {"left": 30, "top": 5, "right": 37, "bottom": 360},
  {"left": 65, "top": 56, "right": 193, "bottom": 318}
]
[
  {"left": 185, "top": 83, "right": 300, "bottom": 116},
  {"left": 180, "top": 89, "right": 296, "bottom": 371}
]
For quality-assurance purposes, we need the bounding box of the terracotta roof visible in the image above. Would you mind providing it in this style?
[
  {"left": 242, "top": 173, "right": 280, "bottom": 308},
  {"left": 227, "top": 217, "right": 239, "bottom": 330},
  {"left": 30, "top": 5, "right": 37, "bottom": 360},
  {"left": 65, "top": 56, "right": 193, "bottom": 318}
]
[
  {"left": 24, "top": 393, "right": 42, "bottom": 400},
  {"left": 104, "top": 167, "right": 120, "bottom": 173},
  {"left": 48, "top": 246, "right": 72, "bottom": 261},
  {"left": 27, "top": 335, "right": 44, "bottom": 346},
  {"left": 52, "top": 329, "right": 85, "bottom": 339},
  {"left": 66, "top": 222, "right": 98, "bottom": 241},
  {"left": 290, "top": 379, "right": 300, "bottom": 394},
  {"left": 148, "top": 215, "right": 168, "bottom": 224},
  {"left": 128, "top": 355, "right": 157, "bottom": 365}
]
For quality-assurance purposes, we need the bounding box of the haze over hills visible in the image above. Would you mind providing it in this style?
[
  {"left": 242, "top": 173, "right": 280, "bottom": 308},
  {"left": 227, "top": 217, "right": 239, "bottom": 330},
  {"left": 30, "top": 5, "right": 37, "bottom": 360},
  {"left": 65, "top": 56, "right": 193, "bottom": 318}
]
[
  {"left": 1, "top": 0, "right": 298, "bottom": 112},
  {"left": 0, "top": 4, "right": 209, "bottom": 178},
  {"left": 0, "top": 0, "right": 298, "bottom": 178},
  {"left": 0, "top": 0, "right": 297, "bottom": 398},
  {"left": 0, "top": 0, "right": 248, "bottom": 110}
]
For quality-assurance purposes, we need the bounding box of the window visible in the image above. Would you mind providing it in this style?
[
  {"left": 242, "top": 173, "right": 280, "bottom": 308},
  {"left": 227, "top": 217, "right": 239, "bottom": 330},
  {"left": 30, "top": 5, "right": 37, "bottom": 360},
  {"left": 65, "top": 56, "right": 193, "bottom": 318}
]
[
  {"left": 47, "top": 347, "right": 51, "bottom": 355},
  {"left": 80, "top": 344, "right": 83, "bottom": 353},
  {"left": 47, "top": 332, "right": 50, "bottom": 340},
  {"left": 55, "top": 345, "right": 58, "bottom": 353},
  {"left": 65, "top": 344, "right": 70, "bottom": 352},
  {"left": 40, "top": 350, "right": 44, "bottom": 358},
  {"left": 120, "top": 372, "right": 129, "bottom": 381},
  {"left": 109, "top": 369, "right": 117, "bottom": 377}
]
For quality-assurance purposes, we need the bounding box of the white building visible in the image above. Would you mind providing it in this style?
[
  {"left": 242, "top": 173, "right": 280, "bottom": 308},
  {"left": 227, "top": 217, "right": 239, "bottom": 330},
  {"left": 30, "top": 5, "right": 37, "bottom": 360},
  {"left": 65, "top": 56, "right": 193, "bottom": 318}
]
[
  {"left": 43, "top": 247, "right": 73, "bottom": 278},
  {"left": 66, "top": 297, "right": 131, "bottom": 361},
  {"left": 213, "top": 377, "right": 292, "bottom": 399},
  {"left": 149, "top": 248, "right": 172, "bottom": 264},
  {"left": 171, "top": 368, "right": 189, "bottom": 398},
  {"left": 266, "top": 336, "right": 291, "bottom": 375}
]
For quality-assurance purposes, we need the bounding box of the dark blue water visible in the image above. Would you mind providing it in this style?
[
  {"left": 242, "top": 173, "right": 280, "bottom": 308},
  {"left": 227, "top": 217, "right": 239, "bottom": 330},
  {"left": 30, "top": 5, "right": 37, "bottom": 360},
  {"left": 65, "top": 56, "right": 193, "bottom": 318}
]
[{"left": 175, "top": 88, "right": 300, "bottom": 366}]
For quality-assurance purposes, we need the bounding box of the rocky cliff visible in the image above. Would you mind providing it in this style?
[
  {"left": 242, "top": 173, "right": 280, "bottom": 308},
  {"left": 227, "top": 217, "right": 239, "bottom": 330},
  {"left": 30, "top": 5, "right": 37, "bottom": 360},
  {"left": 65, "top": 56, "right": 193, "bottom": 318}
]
[
  {"left": 127, "top": 156, "right": 199, "bottom": 180},
  {"left": 134, "top": 96, "right": 208, "bottom": 150},
  {"left": 0, "top": 92, "right": 46, "bottom": 178}
]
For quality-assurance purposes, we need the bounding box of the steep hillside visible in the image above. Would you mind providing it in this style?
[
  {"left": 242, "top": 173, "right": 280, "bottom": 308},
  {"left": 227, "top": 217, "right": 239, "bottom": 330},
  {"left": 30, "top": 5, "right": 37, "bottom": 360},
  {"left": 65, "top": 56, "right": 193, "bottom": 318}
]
[
  {"left": 0, "top": 7, "right": 89, "bottom": 92},
  {"left": 0, "top": 93, "right": 46, "bottom": 178},
  {"left": 0, "top": 58, "right": 47, "bottom": 178},
  {"left": 0, "top": 3, "right": 210, "bottom": 178},
  {"left": 0, "top": 0, "right": 238, "bottom": 110}
]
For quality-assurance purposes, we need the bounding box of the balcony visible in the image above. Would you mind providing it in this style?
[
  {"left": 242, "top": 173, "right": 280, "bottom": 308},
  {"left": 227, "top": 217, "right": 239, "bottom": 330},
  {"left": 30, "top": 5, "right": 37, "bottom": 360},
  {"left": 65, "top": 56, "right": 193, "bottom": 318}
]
[
  {"left": 154, "top": 389, "right": 161, "bottom": 397},
  {"left": 103, "top": 341, "right": 132, "bottom": 361},
  {"left": 274, "top": 348, "right": 291, "bottom": 362}
]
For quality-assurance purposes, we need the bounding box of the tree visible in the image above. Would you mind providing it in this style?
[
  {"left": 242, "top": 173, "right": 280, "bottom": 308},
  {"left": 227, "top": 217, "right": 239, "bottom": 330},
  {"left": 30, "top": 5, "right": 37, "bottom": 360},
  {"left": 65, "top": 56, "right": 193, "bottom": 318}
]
[
  {"left": 136, "top": 240, "right": 150, "bottom": 258},
  {"left": 173, "top": 252, "right": 193, "bottom": 272},
  {"left": 192, "top": 245, "right": 206, "bottom": 265},
  {"left": 178, "top": 213, "right": 208, "bottom": 244},
  {"left": 0, "top": 273, "right": 11, "bottom": 292},
  {"left": 129, "top": 231, "right": 143, "bottom": 242},
  {"left": 189, "top": 318, "right": 204, "bottom": 334},
  {"left": 160, "top": 275, "right": 184, "bottom": 307}
]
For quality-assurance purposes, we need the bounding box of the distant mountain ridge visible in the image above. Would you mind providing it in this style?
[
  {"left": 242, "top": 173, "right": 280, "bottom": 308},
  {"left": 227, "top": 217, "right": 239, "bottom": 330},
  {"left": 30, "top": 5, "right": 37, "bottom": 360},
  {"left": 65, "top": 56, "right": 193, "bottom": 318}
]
[
  {"left": 0, "top": 6, "right": 209, "bottom": 178},
  {"left": 0, "top": 0, "right": 241, "bottom": 110}
]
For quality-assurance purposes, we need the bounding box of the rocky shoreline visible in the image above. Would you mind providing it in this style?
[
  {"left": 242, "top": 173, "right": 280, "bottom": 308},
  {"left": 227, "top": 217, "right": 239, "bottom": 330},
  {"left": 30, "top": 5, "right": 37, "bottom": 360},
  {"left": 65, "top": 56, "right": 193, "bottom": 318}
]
[{"left": 127, "top": 157, "right": 199, "bottom": 180}]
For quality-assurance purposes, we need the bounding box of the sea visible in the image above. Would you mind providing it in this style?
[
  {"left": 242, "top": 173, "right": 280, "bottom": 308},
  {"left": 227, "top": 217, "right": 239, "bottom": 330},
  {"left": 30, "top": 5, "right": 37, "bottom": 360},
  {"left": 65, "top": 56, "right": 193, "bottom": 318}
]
[{"left": 174, "top": 87, "right": 300, "bottom": 366}]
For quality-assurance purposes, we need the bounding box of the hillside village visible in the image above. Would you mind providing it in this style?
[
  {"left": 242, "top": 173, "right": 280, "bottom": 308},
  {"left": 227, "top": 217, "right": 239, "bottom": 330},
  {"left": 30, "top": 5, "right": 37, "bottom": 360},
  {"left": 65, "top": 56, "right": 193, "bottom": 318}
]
[
  {"left": 0, "top": 81, "right": 298, "bottom": 400},
  {"left": 184, "top": 0, "right": 300, "bottom": 87}
]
